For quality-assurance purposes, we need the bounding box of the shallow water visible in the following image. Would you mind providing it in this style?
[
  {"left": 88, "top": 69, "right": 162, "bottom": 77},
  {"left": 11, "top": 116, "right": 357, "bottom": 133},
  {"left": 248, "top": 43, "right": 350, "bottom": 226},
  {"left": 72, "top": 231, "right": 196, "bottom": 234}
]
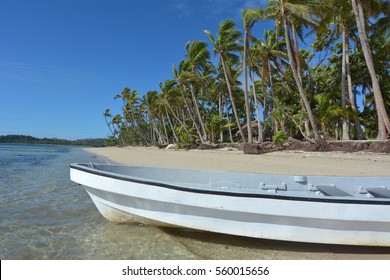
[
  {"left": 0, "top": 144, "right": 195, "bottom": 259},
  {"left": 1, "top": 143, "right": 389, "bottom": 260}
]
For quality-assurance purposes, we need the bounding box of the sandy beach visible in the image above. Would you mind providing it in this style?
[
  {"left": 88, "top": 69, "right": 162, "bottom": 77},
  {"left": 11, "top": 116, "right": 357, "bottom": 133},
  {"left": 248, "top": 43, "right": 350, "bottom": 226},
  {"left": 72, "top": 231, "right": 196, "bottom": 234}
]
[
  {"left": 85, "top": 146, "right": 390, "bottom": 259},
  {"left": 86, "top": 146, "right": 390, "bottom": 176}
]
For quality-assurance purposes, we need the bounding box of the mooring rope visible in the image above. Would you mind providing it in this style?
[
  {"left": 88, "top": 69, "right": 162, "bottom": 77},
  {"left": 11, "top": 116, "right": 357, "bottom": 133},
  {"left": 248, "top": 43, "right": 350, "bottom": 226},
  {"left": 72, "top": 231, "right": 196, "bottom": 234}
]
[{"left": 0, "top": 183, "right": 81, "bottom": 206}]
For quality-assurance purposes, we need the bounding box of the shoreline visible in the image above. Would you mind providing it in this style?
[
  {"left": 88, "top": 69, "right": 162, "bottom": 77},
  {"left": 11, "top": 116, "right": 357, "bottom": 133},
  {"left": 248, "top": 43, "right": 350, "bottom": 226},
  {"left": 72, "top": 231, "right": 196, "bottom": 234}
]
[{"left": 85, "top": 146, "right": 390, "bottom": 176}]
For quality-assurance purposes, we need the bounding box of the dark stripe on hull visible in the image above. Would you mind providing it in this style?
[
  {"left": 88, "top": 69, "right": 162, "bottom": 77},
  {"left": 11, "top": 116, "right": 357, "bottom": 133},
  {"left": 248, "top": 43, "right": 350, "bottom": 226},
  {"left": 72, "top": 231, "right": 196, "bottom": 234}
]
[
  {"left": 71, "top": 165, "right": 390, "bottom": 205},
  {"left": 85, "top": 187, "right": 390, "bottom": 233}
]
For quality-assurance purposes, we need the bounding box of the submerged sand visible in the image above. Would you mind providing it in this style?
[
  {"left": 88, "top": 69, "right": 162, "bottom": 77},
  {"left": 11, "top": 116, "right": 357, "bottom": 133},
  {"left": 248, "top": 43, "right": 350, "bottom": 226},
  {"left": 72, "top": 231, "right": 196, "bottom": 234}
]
[{"left": 84, "top": 146, "right": 390, "bottom": 259}]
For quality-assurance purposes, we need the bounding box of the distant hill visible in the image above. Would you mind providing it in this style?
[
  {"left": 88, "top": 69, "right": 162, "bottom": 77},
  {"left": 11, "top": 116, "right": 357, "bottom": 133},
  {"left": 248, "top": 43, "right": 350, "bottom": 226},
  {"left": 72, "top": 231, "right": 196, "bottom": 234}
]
[{"left": 0, "top": 135, "right": 106, "bottom": 147}]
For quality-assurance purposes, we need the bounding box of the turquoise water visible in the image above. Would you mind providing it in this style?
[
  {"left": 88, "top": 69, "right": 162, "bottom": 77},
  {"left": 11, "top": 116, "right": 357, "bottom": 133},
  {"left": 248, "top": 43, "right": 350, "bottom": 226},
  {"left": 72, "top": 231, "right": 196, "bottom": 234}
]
[
  {"left": 0, "top": 144, "right": 104, "bottom": 259},
  {"left": 0, "top": 144, "right": 200, "bottom": 260}
]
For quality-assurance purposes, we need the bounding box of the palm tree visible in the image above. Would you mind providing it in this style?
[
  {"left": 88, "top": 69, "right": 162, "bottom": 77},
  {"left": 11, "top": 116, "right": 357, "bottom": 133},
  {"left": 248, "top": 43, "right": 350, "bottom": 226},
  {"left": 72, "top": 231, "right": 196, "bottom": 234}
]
[
  {"left": 159, "top": 80, "right": 188, "bottom": 136},
  {"left": 156, "top": 86, "right": 180, "bottom": 144},
  {"left": 250, "top": 29, "right": 289, "bottom": 140},
  {"left": 247, "top": 55, "right": 264, "bottom": 143},
  {"left": 242, "top": 8, "right": 263, "bottom": 142},
  {"left": 265, "top": 0, "right": 322, "bottom": 141},
  {"left": 314, "top": 94, "right": 357, "bottom": 139},
  {"left": 111, "top": 114, "right": 124, "bottom": 146},
  {"left": 321, "top": 0, "right": 366, "bottom": 140},
  {"left": 141, "top": 91, "right": 166, "bottom": 144},
  {"left": 120, "top": 88, "right": 149, "bottom": 144},
  {"left": 336, "top": 1, "right": 353, "bottom": 140},
  {"left": 103, "top": 108, "right": 116, "bottom": 139},
  {"left": 350, "top": 0, "right": 390, "bottom": 139},
  {"left": 182, "top": 40, "right": 211, "bottom": 142},
  {"left": 213, "top": 65, "right": 231, "bottom": 142},
  {"left": 204, "top": 20, "right": 247, "bottom": 142},
  {"left": 172, "top": 63, "right": 205, "bottom": 143}
]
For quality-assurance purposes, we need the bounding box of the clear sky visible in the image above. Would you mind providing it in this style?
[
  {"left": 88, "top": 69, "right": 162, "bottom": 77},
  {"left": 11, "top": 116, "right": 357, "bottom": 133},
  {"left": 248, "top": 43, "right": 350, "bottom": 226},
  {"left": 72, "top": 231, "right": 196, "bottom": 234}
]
[{"left": 0, "top": 0, "right": 269, "bottom": 140}]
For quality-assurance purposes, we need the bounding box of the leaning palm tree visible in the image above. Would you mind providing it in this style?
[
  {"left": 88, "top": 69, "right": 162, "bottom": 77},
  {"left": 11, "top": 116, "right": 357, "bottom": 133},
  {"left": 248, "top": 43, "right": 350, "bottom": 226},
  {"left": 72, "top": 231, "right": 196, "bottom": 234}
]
[
  {"left": 159, "top": 80, "right": 187, "bottom": 134},
  {"left": 172, "top": 63, "right": 205, "bottom": 143},
  {"left": 182, "top": 40, "right": 211, "bottom": 142},
  {"left": 350, "top": 0, "right": 390, "bottom": 139},
  {"left": 265, "top": 0, "right": 322, "bottom": 141},
  {"left": 204, "top": 20, "right": 246, "bottom": 142},
  {"left": 142, "top": 91, "right": 166, "bottom": 144},
  {"left": 103, "top": 108, "right": 116, "bottom": 139}
]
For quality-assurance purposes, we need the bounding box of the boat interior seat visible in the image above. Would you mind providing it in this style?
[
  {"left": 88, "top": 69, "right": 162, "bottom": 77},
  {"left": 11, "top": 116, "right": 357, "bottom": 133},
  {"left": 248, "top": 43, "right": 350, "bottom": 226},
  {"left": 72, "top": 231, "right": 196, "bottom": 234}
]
[
  {"left": 366, "top": 188, "right": 390, "bottom": 198},
  {"left": 316, "top": 185, "right": 352, "bottom": 197}
]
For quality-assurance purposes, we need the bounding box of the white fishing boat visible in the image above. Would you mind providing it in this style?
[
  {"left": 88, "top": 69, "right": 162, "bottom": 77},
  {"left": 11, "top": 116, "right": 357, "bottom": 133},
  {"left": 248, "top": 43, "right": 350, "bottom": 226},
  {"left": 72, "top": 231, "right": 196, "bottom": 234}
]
[{"left": 70, "top": 163, "right": 390, "bottom": 246}]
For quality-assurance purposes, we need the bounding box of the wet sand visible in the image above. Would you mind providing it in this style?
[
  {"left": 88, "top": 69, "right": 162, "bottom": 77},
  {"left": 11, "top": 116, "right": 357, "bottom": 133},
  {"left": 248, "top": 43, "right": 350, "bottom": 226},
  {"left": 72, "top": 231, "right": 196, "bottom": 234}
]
[{"left": 85, "top": 146, "right": 390, "bottom": 259}]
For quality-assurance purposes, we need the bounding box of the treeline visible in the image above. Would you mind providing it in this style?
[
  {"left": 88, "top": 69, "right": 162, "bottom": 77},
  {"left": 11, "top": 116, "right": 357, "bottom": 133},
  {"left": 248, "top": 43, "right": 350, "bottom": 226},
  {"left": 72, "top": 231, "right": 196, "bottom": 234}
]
[
  {"left": 0, "top": 135, "right": 106, "bottom": 147},
  {"left": 104, "top": 0, "right": 389, "bottom": 146}
]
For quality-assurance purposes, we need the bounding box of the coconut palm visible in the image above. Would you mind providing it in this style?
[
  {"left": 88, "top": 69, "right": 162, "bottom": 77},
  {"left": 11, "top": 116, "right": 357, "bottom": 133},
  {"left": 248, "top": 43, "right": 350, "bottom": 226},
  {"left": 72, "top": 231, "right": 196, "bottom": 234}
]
[
  {"left": 172, "top": 63, "right": 205, "bottom": 143},
  {"left": 141, "top": 91, "right": 166, "bottom": 144},
  {"left": 213, "top": 65, "right": 231, "bottom": 142},
  {"left": 265, "top": 0, "right": 322, "bottom": 141},
  {"left": 111, "top": 114, "right": 124, "bottom": 145},
  {"left": 242, "top": 8, "right": 263, "bottom": 142},
  {"left": 320, "top": 0, "right": 366, "bottom": 140},
  {"left": 314, "top": 94, "right": 357, "bottom": 139},
  {"left": 103, "top": 108, "right": 116, "bottom": 139},
  {"left": 155, "top": 86, "right": 180, "bottom": 144},
  {"left": 350, "top": 0, "right": 390, "bottom": 139},
  {"left": 247, "top": 57, "right": 264, "bottom": 143},
  {"left": 204, "top": 20, "right": 247, "bottom": 142},
  {"left": 159, "top": 80, "right": 189, "bottom": 137},
  {"left": 250, "top": 29, "right": 289, "bottom": 140},
  {"left": 182, "top": 40, "right": 211, "bottom": 142}
]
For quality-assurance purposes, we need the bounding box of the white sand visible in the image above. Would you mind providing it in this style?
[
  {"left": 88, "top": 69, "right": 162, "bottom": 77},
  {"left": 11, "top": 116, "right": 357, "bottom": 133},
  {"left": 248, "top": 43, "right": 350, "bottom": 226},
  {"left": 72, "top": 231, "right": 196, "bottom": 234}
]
[{"left": 85, "top": 146, "right": 390, "bottom": 176}]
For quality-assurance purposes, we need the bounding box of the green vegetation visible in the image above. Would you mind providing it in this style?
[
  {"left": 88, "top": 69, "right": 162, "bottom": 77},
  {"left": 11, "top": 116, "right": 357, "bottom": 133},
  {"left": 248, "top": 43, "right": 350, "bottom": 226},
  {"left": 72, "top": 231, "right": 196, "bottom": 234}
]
[
  {"left": 0, "top": 135, "right": 105, "bottom": 147},
  {"left": 104, "top": 0, "right": 389, "bottom": 146},
  {"left": 272, "top": 131, "right": 288, "bottom": 147}
]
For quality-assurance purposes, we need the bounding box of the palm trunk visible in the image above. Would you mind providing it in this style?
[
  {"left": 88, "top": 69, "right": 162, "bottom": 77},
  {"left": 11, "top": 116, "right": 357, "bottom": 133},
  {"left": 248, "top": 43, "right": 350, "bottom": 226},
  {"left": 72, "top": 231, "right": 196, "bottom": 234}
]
[
  {"left": 220, "top": 55, "right": 246, "bottom": 142},
  {"left": 177, "top": 82, "right": 204, "bottom": 143},
  {"left": 164, "top": 108, "right": 179, "bottom": 143},
  {"left": 131, "top": 109, "right": 150, "bottom": 144},
  {"left": 190, "top": 84, "right": 208, "bottom": 142},
  {"left": 267, "top": 59, "right": 275, "bottom": 112},
  {"left": 292, "top": 23, "right": 314, "bottom": 139},
  {"left": 165, "top": 100, "right": 190, "bottom": 135},
  {"left": 219, "top": 94, "right": 224, "bottom": 142},
  {"left": 104, "top": 117, "right": 116, "bottom": 138},
  {"left": 345, "top": 34, "right": 365, "bottom": 140},
  {"left": 250, "top": 69, "right": 263, "bottom": 143},
  {"left": 161, "top": 114, "right": 169, "bottom": 143},
  {"left": 351, "top": 0, "right": 390, "bottom": 139},
  {"left": 291, "top": 24, "right": 302, "bottom": 83},
  {"left": 283, "top": 15, "right": 321, "bottom": 141},
  {"left": 341, "top": 25, "right": 350, "bottom": 140},
  {"left": 227, "top": 109, "right": 234, "bottom": 143},
  {"left": 147, "top": 108, "right": 165, "bottom": 144},
  {"left": 267, "top": 60, "right": 280, "bottom": 135},
  {"left": 243, "top": 28, "right": 253, "bottom": 143}
]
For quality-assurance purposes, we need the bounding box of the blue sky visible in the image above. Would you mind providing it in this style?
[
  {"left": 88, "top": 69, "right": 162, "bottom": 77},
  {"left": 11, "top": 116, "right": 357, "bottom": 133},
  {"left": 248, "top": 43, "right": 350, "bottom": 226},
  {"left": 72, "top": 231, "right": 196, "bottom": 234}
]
[{"left": 0, "top": 0, "right": 270, "bottom": 140}]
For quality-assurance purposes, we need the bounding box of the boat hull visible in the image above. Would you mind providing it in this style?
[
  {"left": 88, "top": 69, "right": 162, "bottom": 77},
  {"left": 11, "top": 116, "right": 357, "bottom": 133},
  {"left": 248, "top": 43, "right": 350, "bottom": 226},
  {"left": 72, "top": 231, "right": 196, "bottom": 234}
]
[{"left": 70, "top": 164, "right": 390, "bottom": 246}]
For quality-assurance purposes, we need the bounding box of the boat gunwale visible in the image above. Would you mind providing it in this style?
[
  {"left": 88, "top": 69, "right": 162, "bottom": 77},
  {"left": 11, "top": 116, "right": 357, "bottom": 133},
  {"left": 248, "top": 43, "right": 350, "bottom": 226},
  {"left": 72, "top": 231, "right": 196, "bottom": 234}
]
[{"left": 70, "top": 163, "right": 390, "bottom": 205}]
